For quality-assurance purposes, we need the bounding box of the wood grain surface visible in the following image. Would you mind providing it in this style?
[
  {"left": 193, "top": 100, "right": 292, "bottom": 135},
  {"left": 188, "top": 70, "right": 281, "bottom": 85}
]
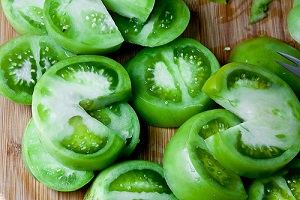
[{"left": 0, "top": 0, "right": 299, "bottom": 199}]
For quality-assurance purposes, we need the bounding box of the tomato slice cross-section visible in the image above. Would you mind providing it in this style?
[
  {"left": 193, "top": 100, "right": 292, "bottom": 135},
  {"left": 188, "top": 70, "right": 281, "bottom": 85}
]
[{"left": 32, "top": 55, "right": 139, "bottom": 171}]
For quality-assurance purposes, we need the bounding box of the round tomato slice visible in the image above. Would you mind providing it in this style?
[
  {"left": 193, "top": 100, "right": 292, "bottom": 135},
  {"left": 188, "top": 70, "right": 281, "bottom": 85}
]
[
  {"left": 110, "top": 0, "right": 190, "bottom": 47},
  {"left": 1, "top": 0, "right": 47, "bottom": 34},
  {"left": 163, "top": 109, "right": 248, "bottom": 200},
  {"left": 22, "top": 119, "right": 94, "bottom": 192},
  {"left": 84, "top": 160, "right": 177, "bottom": 200},
  {"left": 0, "top": 34, "right": 75, "bottom": 105},
  {"left": 32, "top": 55, "right": 139, "bottom": 171},
  {"left": 102, "top": 0, "right": 155, "bottom": 23},
  {"left": 125, "top": 38, "right": 220, "bottom": 127},
  {"left": 202, "top": 62, "right": 300, "bottom": 178},
  {"left": 43, "top": 0, "right": 124, "bottom": 54}
]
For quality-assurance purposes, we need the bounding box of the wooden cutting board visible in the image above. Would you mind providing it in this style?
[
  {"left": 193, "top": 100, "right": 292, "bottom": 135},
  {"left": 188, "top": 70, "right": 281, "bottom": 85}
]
[{"left": 0, "top": 0, "right": 298, "bottom": 199}]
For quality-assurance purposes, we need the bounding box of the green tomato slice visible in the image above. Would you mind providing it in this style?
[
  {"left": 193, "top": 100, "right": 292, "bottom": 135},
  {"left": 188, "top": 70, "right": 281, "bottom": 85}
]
[
  {"left": 43, "top": 0, "right": 124, "bottom": 54},
  {"left": 102, "top": 0, "right": 155, "bottom": 23},
  {"left": 84, "top": 160, "right": 177, "bottom": 200},
  {"left": 202, "top": 62, "right": 300, "bottom": 178},
  {"left": 32, "top": 55, "right": 138, "bottom": 171},
  {"left": 228, "top": 36, "right": 300, "bottom": 98},
  {"left": 22, "top": 119, "right": 94, "bottom": 192},
  {"left": 110, "top": 0, "right": 190, "bottom": 47},
  {"left": 1, "top": 0, "right": 47, "bottom": 34},
  {"left": 0, "top": 34, "right": 75, "bottom": 105},
  {"left": 125, "top": 38, "right": 220, "bottom": 127},
  {"left": 163, "top": 109, "right": 248, "bottom": 200}
]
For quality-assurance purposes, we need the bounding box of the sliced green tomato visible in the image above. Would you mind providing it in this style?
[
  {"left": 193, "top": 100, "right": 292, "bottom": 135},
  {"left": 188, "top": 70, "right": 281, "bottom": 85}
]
[
  {"left": 84, "top": 160, "right": 177, "bottom": 200},
  {"left": 0, "top": 34, "right": 75, "bottom": 105},
  {"left": 22, "top": 119, "right": 94, "bottom": 192},
  {"left": 247, "top": 159, "right": 300, "bottom": 200},
  {"left": 32, "top": 55, "right": 138, "bottom": 171},
  {"left": 43, "top": 0, "right": 124, "bottom": 54},
  {"left": 102, "top": 0, "right": 155, "bottom": 23},
  {"left": 249, "top": 0, "right": 274, "bottom": 24},
  {"left": 288, "top": 5, "right": 300, "bottom": 44},
  {"left": 202, "top": 62, "right": 300, "bottom": 178},
  {"left": 163, "top": 109, "right": 248, "bottom": 200},
  {"left": 125, "top": 38, "right": 220, "bottom": 127},
  {"left": 110, "top": 0, "right": 190, "bottom": 47},
  {"left": 1, "top": 0, "right": 47, "bottom": 34},
  {"left": 228, "top": 36, "right": 300, "bottom": 98}
]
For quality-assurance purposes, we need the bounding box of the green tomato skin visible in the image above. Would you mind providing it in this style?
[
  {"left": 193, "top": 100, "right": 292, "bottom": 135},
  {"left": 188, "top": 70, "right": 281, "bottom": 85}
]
[
  {"left": 163, "top": 109, "right": 248, "bottom": 200},
  {"left": 202, "top": 62, "right": 300, "bottom": 178},
  {"left": 84, "top": 160, "right": 177, "bottom": 200},
  {"left": 32, "top": 55, "right": 136, "bottom": 171},
  {"left": 228, "top": 36, "right": 300, "bottom": 98},
  {"left": 288, "top": 5, "right": 300, "bottom": 45},
  {"left": 125, "top": 38, "right": 220, "bottom": 128},
  {"left": 22, "top": 119, "right": 94, "bottom": 192}
]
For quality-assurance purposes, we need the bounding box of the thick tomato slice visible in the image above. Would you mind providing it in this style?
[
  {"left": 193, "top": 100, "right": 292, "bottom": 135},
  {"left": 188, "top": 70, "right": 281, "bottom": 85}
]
[
  {"left": 125, "top": 38, "right": 220, "bottom": 127},
  {"left": 32, "top": 55, "right": 139, "bottom": 171},
  {"left": 202, "top": 62, "right": 300, "bottom": 178},
  {"left": 43, "top": 0, "right": 124, "bottom": 54}
]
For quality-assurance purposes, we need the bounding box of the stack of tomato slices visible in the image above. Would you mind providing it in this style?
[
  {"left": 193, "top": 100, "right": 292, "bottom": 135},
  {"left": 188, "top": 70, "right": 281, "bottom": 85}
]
[{"left": 0, "top": 0, "right": 300, "bottom": 199}]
